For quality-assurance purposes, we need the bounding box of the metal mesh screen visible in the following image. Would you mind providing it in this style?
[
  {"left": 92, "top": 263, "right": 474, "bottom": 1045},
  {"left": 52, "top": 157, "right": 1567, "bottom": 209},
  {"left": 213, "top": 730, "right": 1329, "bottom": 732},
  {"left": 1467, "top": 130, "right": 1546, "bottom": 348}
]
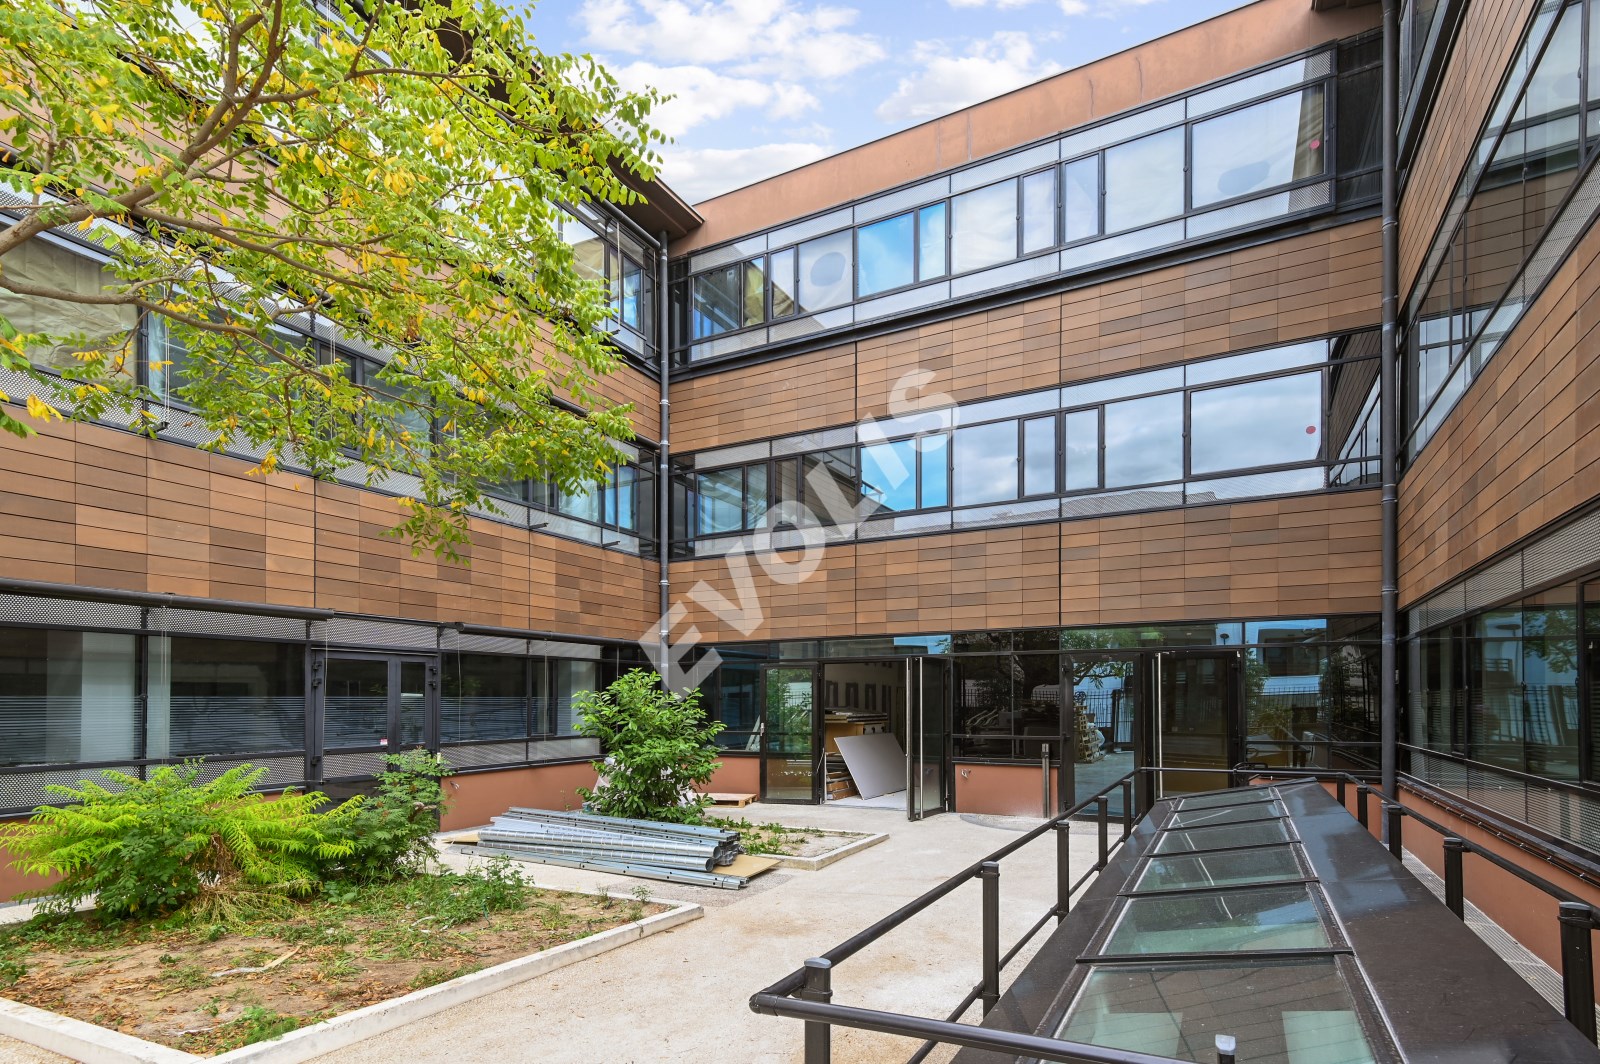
[
  {"left": 151, "top": 607, "right": 308, "bottom": 641},
  {"left": 0, "top": 594, "right": 141, "bottom": 631},
  {"left": 322, "top": 751, "right": 388, "bottom": 779},
  {"left": 315, "top": 617, "right": 438, "bottom": 650},
  {"left": 0, "top": 764, "right": 138, "bottom": 814},
  {"left": 440, "top": 742, "right": 528, "bottom": 770}
]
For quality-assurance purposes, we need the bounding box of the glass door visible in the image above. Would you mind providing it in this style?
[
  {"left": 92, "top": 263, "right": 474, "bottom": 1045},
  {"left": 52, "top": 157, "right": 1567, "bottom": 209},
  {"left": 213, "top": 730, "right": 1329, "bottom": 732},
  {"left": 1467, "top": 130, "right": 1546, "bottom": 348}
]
[
  {"left": 1154, "top": 651, "right": 1242, "bottom": 797},
  {"left": 907, "top": 657, "right": 950, "bottom": 820},
  {"left": 762, "top": 665, "right": 818, "bottom": 802},
  {"left": 1064, "top": 652, "right": 1144, "bottom": 816},
  {"left": 317, "top": 653, "right": 438, "bottom": 783}
]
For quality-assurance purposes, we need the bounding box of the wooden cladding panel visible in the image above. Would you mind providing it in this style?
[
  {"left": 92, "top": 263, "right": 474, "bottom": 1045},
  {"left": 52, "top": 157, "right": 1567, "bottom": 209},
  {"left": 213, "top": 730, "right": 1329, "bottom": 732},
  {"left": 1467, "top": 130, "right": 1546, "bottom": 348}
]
[
  {"left": 666, "top": 493, "right": 1381, "bottom": 643},
  {"left": 0, "top": 420, "right": 659, "bottom": 640},
  {"left": 593, "top": 362, "right": 662, "bottom": 442},
  {"left": 1399, "top": 0, "right": 1532, "bottom": 296},
  {"left": 671, "top": 345, "right": 857, "bottom": 453},
  {"left": 1398, "top": 218, "right": 1600, "bottom": 606}
]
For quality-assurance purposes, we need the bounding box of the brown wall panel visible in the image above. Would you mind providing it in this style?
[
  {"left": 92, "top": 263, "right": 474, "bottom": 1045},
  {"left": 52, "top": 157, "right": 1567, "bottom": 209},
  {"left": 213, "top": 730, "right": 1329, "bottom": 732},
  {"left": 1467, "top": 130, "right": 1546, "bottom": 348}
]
[
  {"left": 440, "top": 762, "right": 599, "bottom": 831},
  {"left": 1399, "top": 0, "right": 1533, "bottom": 296},
  {"left": 671, "top": 344, "right": 857, "bottom": 453},
  {"left": 0, "top": 419, "right": 659, "bottom": 641},
  {"left": 1398, "top": 214, "right": 1600, "bottom": 605},
  {"left": 678, "top": 0, "right": 1377, "bottom": 245}
]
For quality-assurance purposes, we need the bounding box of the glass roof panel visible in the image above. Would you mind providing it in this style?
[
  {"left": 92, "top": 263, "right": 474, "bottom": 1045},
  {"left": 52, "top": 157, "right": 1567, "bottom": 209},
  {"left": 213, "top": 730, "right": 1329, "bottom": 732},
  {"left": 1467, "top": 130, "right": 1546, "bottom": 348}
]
[
  {"left": 1179, "top": 789, "right": 1279, "bottom": 811},
  {"left": 1101, "top": 885, "right": 1329, "bottom": 955},
  {"left": 1134, "top": 847, "right": 1304, "bottom": 893},
  {"left": 1154, "top": 819, "right": 1293, "bottom": 854},
  {"left": 1169, "top": 802, "right": 1286, "bottom": 829},
  {"left": 1057, "top": 958, "right": 1377, "bottom": 1064}
]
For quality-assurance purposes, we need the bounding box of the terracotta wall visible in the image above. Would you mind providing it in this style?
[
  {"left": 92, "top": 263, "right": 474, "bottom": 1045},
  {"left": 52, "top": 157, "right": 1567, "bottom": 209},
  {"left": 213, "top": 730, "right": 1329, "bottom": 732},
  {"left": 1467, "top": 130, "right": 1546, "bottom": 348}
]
[
  {"left": 672, "top": 219, "right": 1383, "bottom": 456},
  {"left": 0, "top": 836, "right": 57, "bottom": 906},
  {"left": 704, "top": 755, "right": 760, "bottom": 798},
  {"left": 679, "top": 0, "right": 1378, "bottom": 242},
  {"left": 0, "top": 417, "right": 660, "bottom": 640},
  {"left": 1397, "top": 211, "right": 1600, "bottom": 605},
  {"left": 670, "top": 490, "right": 1380, "bottom": 644},
  {"left": 955, "top": 763, "right": 1057, "bottom": 817},
  {"left": 440, "top": 762, "right": 600, "bottom": 831}
]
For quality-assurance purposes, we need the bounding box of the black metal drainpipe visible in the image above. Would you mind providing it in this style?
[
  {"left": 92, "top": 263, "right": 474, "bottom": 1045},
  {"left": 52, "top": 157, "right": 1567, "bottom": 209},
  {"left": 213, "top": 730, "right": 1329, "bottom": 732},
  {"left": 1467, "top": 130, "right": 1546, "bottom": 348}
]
[
  {"left": 657, "top": 232, "right": 672, "bottom": 678},
  {"left": 1380, "top": 0, "right": 1401, "bottom": 798}
]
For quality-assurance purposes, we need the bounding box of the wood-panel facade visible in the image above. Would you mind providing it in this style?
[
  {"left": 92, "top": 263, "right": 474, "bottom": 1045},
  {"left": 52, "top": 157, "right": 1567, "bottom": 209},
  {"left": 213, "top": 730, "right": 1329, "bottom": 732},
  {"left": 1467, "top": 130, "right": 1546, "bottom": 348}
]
[
  {"left": 0, "top": 419, "right": 660, "bottom": 641},
  {"left": 673, "top": 219, "right": 1383, "bottom": 454},
  {"left": 1398, "top": 212, "right": 1600, "bottom": 606}
]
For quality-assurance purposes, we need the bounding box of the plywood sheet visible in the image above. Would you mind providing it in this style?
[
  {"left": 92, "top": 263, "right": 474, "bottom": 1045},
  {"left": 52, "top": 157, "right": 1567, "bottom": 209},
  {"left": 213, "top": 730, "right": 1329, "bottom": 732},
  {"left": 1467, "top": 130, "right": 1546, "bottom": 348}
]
[
  {"left": 718, "top": 853, "right": 781, "bottom": 879},
  {"left": 835, "top": 732, "right": 906, "bottom": 799}
]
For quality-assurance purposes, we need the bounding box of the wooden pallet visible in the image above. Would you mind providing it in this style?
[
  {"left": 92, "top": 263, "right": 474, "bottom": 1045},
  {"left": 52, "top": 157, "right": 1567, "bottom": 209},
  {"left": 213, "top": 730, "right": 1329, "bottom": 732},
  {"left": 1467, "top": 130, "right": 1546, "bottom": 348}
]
[{"left": 703, "top": 792, "right": 757, "bottom": 807}]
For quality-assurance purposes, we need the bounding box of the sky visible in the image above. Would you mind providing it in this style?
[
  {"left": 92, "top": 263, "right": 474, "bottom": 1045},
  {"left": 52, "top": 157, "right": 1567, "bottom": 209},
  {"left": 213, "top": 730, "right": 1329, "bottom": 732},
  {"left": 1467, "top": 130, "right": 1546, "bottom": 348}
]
[{"left": 521, "top": 0, "right": 1257, "bottom": 204}]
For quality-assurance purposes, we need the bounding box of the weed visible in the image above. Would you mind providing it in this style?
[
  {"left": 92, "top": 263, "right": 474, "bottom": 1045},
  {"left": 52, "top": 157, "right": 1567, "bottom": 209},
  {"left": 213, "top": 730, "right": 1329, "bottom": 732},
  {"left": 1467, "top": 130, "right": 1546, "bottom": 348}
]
[
  {"left": 0, "top": 949, "right": 24, "bottom": 987},
  {"left": 157, "top": 953, "right": 179, "bottom": 966},
  {"left": 595, "top": 883, "right": 614, "bottom": 908},
  {"left": 630, "top": 885, "right": 653, "bottom": 904},
  {"left": 232, "top": 1005, "right": 299, "bottom": 1046},
  {"left": 409, "top": 965, "right": 455, "bottom": 989},
  {"left": 319, "top": 954, "right": 361, "bottom": 980},
  {"left": 160, "top": 964, "right": 211, "bottom": 990},
  {"left": 199, "top": 997, "right": 221, "bottom": 1017}
]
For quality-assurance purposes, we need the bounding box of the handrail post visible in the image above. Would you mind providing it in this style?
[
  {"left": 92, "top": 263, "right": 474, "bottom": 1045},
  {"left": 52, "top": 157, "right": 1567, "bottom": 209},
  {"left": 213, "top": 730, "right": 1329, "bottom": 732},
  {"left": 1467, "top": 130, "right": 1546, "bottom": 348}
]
[
  {"left": 1385, "top": 802, "right": 1403, "bottom": 859},
  {"left": 1357, "top": 783, "right": 1370, "bottom": 829},
  {"left": 1216, "top": 1033, "right": 1238, "bottom": 1064},
  {"left": 1443, "top": 837, "right": 1465, "bottom": 919},
  {"left": 1096, "top": 796, "right": 1110, "bottom": 871},
  {"left": 980, "top": 861, "right": 1001, "bottom": 1015},
  {"left": 1559, "top": 902, "right": 1597, "bottom": 1045},
  {"left": 1056, "top": 821, "right": 1072, "bottom": 923},
  {"left": 1121, "top": 778, "right": 1134, "bottom": 839},
  {"left": 800, "top": 958, "right": 833, "bottom": 1064},
  {"left": 1337, "top": 775, "right": 1347, "bottom": 809}
]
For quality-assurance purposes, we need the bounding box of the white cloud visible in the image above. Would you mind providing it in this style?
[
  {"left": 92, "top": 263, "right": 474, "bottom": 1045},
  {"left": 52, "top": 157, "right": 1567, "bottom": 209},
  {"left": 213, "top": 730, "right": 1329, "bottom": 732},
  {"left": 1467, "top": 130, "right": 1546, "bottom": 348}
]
[
  {"left": 659, "top": 142, "right": 836, "bottom": 202},
  {"left": 578, "top": 0, "right": 884, "bottom": 80},
  {"left": 947, "top": 0, "right": 1043, "bottom": 8},
  {"left": 875, "top": 31, "right": 1063, "bottom": 125},
  {"left": 608, "top": 60, "right": 818, "bottom": 138}
]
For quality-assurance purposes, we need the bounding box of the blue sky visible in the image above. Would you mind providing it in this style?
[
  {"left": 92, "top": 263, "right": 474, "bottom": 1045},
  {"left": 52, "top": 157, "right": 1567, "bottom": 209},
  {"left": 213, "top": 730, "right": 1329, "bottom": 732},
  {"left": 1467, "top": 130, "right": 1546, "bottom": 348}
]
[{"left": 522, "top": 0, "right": 1256, "bottom": 203}]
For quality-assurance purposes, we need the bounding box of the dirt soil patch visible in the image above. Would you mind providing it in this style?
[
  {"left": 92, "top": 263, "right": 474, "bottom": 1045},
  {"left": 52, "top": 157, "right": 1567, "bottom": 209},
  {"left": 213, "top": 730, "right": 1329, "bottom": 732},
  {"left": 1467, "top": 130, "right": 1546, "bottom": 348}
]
[
  {"left": 0, "top": 867, "right": 665, "bottom": 1056},
  {"left": 711, "top": 819, "right": 868, "bottom": 858}
]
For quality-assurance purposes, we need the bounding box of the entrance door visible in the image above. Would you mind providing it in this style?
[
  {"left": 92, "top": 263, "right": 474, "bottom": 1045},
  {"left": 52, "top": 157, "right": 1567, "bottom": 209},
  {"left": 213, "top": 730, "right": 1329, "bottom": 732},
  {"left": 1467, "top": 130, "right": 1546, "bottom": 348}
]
[
  {"left": 317, "top": 653, "right": 437, "bottom": 783},
  {"left": 1154, "top": 651, "right": 1242, "bottom": 797},
  {"left": 1062, "top": 652, "right": 1143, "bottom": 816},
  {"left": 906, "top": 657, "right": 950, "bottom": 819},
  {"left": 762, "top": 665, "right": 818, "bottom": 803}
]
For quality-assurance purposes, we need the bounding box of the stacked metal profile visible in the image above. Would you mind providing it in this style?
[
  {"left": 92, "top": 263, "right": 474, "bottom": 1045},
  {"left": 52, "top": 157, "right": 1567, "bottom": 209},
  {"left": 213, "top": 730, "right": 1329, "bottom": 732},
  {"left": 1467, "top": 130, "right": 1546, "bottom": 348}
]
[{"left": 465, "top": 808, "right": 750, "bottom": 889}]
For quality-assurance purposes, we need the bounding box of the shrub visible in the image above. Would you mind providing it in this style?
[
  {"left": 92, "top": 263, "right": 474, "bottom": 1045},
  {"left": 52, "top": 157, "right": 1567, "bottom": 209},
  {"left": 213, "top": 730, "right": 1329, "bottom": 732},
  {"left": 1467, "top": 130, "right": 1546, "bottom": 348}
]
[
  {"left": 327, "top": 749, "right": 452, "bottom": 883},
  {"left": 0, "top": 764, "right": 356, "bottom": 921},
  {"left": 575, "top": 670, "right": 722, "bottom": 824}
]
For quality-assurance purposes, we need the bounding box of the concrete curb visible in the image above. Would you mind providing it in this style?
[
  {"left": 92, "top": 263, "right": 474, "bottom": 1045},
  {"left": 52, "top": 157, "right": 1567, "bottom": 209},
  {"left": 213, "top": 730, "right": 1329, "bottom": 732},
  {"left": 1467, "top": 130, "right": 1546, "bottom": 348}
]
[
  {"left": 0, "top": 899, "right": 702, "bottom": 1064},
  {"left": 770, "top": 831, "right": 888, "bottom": 871}
]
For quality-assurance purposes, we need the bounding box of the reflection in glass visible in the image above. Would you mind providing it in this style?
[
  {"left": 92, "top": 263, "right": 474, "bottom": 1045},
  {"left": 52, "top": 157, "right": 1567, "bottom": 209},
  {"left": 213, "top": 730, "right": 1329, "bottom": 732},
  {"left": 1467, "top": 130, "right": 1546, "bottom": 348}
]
[
  {"left": 953, "top": 654, "right": 1013, "bottom": 759},
  {"left": 551, "top": 658, "right": 596, "bottom": 736},
  {"left": 919, "top": 203, "right": 947, "bottom": 279},
  {"left": 770, "top": 248, "right": 797, "bottom": 318},
  {"left": 1191, "top": 87, "right": 1326, "bottom": 208},
  {"left": 150, "top": 637, "right": 304, "bottom": 759},
  {"left": 763, "top": 666, "right": 815, "bottom": 801},
  {"left": 802, "top": 449, "right": 861, "bottom": 525},
  {"left": 952, "top": 179, "right": 1019, "bottom": 274},
  {"left": 1023, "top": 415, "right": 1057, "bottom": 496},
  {"left": 743, "top": 258, "right": 767, "bottom": 327},
  {"left": 1058, "top": 959, "right": 1375, "bottom": 1064},
  {"left": 1103, "top": 885, "right": 1329, "bottom": 955},
  {"left": 1153, "top": 818, "right": 1292, "bottom": 854},
  {"left": 1190, "top": 372, "right": 1322, "bottom": 475},
  {"left": 745, "top": 464, "right": 768, "bottom": 529},
  {"left": 953, "top": 420, "right": 1020, "bottom": 506},
  {"left": 858, "top": 213, "right": 915, "bottom": 296},
  {"left": 1022, "top": 169, "right": 1057, "bottom": 253},
  {"left": 1169, "top": 802, "right": 1285, "bottom": 828},
  {"left": 920, "top": 433, "right": 950, "bottom": 508},
  {"left": 1135, "top": 846, "right": 1303, "bottom": 892},
  {"left": 1104, "top": 393, "right": 1183, "bottom": 487},
  {"left": 798, "top": 231, "right": 854, "bottom": 313},
  {"left": 1468, "top": 585, "right": 1580, "bottom": 780},
  {"left": 1064, "top": 156, "right": 1100, "bottom": 243},
  {"left": 862, "top": 439, "right": 918, "bottom": 512},
  {"left": 1104, "top": 129, "right": 1184, "bottom": 233},
  {"left": 1064, "top": 409, "right": 1100, "bottom": 491},
  {"left": 691, "top": 265, "right": 742, "bottom": 339},
  {"left": 561, "top": 214, "right": 607, "bottom": 284},
  {"left": 696, "top": 467, "right": 744, "bottom": 535}
]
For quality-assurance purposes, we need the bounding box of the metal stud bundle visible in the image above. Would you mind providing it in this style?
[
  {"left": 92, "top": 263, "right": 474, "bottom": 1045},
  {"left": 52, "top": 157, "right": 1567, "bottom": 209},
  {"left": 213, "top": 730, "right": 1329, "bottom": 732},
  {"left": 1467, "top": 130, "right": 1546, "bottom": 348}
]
[{"left": 461, "top": 808, "right": 752, "bottom": 889}]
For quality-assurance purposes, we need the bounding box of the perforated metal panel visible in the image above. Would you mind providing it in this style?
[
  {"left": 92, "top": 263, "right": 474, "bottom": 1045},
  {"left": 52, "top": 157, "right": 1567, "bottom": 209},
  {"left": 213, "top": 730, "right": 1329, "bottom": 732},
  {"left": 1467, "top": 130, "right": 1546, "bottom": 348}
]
[
  {"left": 695, "top": 441, "right": 772, "bottom": 469},
  {"left": 950, "top": 254, "right": 1059, "bottom": 299},
  {"left": 1463, "top": 555, "right": 1523, "bottom": 613},
  {"left": 0, "top": 594, "right": 141, "bottom": 631},
  {"left": 766, "top": 208, "right": 852, "bottom": 251},
  {"left": 191, "top": 756, "right": 306, "bottom": 791},
  {"left": 772, "top": 426, "right": 857, "bottom": 456},
  {"left": 440, "top": 742, "right": 528, "bottom": 770},
  {"left": 529, "top": 737, "right": 600, "bottom": 761},
  {"left": 857, "top": 511, "right": 955, "bottom": 540},
  {"left": 690, "top": 329, "right": 768, "bottom": 362},
  {"left": 1186, "top": 467, "right": 1324, "bottom": 504},
  {"left": 1524, "top": 508, "right": 1600, "bottom": 585},
  {"left": 0, "top": 765, "right": 137, "bottom": 814},
  {"left": 688, "top": 236, "right": 768, "bottom": 274},
  {"left": 322, "top": 751, "right": 388, "bottom": 779},
  {"left": 441, "top": 630, "right": 528, "bottom": 655},
  {"left": 855, "top": 281, "right": 950, "bottom": 323},
  {"left": 952, "top": 497, "right": 1061, "bottom": 531},
  {"left": 151, "top": 608, "right": 308, "bottom": 641},
  {"left": 315, "top": 616, "right": 438, "bottom": 650}
]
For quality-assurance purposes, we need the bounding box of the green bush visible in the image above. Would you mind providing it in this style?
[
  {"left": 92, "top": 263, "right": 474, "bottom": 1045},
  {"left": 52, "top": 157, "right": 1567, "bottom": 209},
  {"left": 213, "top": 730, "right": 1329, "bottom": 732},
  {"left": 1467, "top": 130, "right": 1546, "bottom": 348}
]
[
  {"left": 575, "top": 670, "right": 722, "bottom": 824},
  {"left": 327, "top": 749, "right": 452, "bottom": 883},
  {"left": 0, "top": 764, "right": 357, "bottom": 921}
]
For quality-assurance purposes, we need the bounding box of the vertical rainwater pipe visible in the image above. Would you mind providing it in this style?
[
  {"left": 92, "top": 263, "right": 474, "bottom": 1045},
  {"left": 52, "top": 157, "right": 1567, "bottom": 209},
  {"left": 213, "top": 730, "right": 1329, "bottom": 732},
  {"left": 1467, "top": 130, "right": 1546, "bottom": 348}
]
[
  {"left": 657, "top": 233, "right": 672, "bottom": 678},
  {"left": 1380, "top": 0, "right": 1400, "bottom": 797}
]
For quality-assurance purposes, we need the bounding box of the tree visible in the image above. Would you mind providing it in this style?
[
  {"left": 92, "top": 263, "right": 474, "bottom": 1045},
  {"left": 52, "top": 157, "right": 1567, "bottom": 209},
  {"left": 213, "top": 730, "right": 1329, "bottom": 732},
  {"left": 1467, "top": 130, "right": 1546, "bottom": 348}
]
[
  {"left": 575, "top": 670, "right": 723, "bottom": 825},
  {"left": 0, "top": 0, "right": 664, "bottom": 555}
]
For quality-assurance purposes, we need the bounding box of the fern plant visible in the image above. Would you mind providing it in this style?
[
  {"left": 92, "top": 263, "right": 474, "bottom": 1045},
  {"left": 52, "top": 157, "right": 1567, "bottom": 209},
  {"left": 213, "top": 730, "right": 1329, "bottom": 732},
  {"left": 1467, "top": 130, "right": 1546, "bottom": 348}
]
[{"left": 0, "top": 763, "right": 358, "bottom": 920}]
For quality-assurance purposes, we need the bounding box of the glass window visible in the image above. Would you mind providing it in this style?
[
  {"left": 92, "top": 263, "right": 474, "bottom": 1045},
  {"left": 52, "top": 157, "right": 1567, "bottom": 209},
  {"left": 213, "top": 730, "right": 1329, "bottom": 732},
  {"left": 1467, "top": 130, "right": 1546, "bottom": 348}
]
[
  {"left": 797, "top": 231, "right": 854, "bottom": 313},
  {"left": 1169, "top": 802, "right": 1286, "bottom": 828},
  {"left": 619, "top": 259, "right": 643, "bottom": 329},
  {"left": 561, "top": 214, "right": 607, "bottom": 285},
  {"left": 742, "top": 259, "right": 766, "bottom": 327},
  {"left": 1021, "top": 169, "right": 1057, "bottom": 253},
  {"left": 1153, "top": 818, "right": 1292, "bottom": 854},
  {"left": 1178, "top": 789, "right": 1281, "bottom": 810},
  {"left": 862, "top": 438, "right": 918, "bottom": 512},
  {"left": 551, "top": 658, "right": 597, "bottom": 737},
  {"left": 1064, "top": 409, "right": 1100, "bottom": 491},
  {"left": 801, "top": 449, "right": 860, "bottom": 525},
  {"left": 1104, "top": 128, "right": 1185, "bottom": 233},
  {"left": 153, "top": 637, "right": 305, "bottom": 758},
  {"left": 696, "top": 467, "right": 745, "bottom": 535},
  {"left": 0, "top": 628, "right": 140, "bottom": 767},
  {"left": 559, "top": 482, "right": 601, "bottom": 524},
  {"left": 1134, "top": 846, "right": 1303, "bottom": 892},
  {"left": 951, "top": 179, "right": 1019, "bottom": 274},
  {"left": 1058, "top": 958, "right": 1376, "bottom": 1064},
  {"left": 1022, "top": 415, "right": 1057, "bottom": 496},
  {"left": 953, "top": 654, "right": 1013, "bottom": 759},
  {"left": 1190, "top": 372, "right": 1323, "bottom": 476},
  {"left": 0, "top": 239, "right": 139, "bottom": 377},
  {"left": 953, "top": 420, "right": 1019, "bottom": 506},
  {"left": 1103, "top": 885, "right": 1329, "bottom": 955},
  {"left": 691, "top": 265, "right": 742, "bottom": 339},
  {"left": 1063, "top": 156, "right": 1100, "bottom": 243},
  {"left": 1191, "top": 87, "right": 1327, "bottom": 209},
  {"left": 745, "top": 464, "right": 769, "bottom": 528},
  {"left": 1104, "top": 392, "right": 1183, "bottom": 487},
  {"left": 441, "top": 653, "right": 526, "bottom": 743},
  {"left": 858, "top": 213, "right": 915, "bottom": 296},
  {"left": 710, "top": 659, "right": 762, "bottom": 750},
  {"left": 1469, "top": 586, "right": 1580, "bottom": 780},
  {"left": 920, "top": 433, "right": 950, "bottom": 508},
  {"left": 769, "top": 248, "right": 798, "bottom": 318},
  {"left": 918, "top": 203, "right": 947, "bottom": 280}
]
